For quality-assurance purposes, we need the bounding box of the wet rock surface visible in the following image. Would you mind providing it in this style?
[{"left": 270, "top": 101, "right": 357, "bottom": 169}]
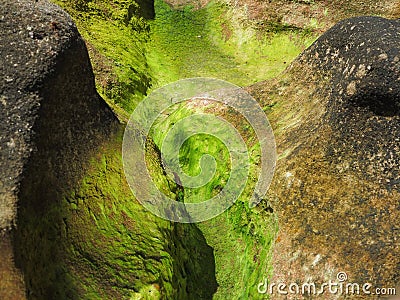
[
  {"left": 250, "top": 16, "right": 399, "bottom": 299},
  {"left": 1, "top": 1, "right": 399, "bottom": 299}
]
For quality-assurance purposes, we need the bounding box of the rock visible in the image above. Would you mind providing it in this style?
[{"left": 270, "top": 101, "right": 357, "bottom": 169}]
[
  {"left": 249, "top": 16, "right": 399, "bottom": 298},
  {"left": 0, "top": 0, "right": 117, "bottom": 230},
  {"left": 0, "top": 0, "right": 117, "bottom": 297}
]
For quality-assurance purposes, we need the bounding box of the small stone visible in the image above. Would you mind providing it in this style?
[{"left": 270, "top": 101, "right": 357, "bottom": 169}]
[
  {"left": 346, "top": 81, "right": 357, "bottom": 95},
  {"left": 0, "top": 96, "right": 7, "bottom": 107},
  {"left": 6, "top": 139, "right": 15, "bottom": 148},
  {"left": 378, "top": 53, "right": 388, "bottom": 60}
]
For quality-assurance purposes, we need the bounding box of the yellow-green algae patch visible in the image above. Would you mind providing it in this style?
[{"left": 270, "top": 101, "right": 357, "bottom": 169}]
[
  {"left": 14, "top": 129, "right": 218, "bottom": 299},
  {"left": 150, "top": 100, "right": 278, "bottom": 299}
]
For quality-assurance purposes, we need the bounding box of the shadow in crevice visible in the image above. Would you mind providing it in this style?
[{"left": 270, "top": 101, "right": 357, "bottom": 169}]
[
  {"left": 151, "top": 139, "right": 218, "bottom": 299},
  {"left": 349, "top": 92, "right": 400, "bottom": 117},
  {"left": 163, "top": 222, "right": 218, "bottom": 300}
]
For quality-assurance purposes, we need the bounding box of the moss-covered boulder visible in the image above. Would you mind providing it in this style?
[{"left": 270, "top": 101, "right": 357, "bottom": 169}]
[
  {"left": 0, "top": 0, "right": 117, "bottom": 232},
  {"left": 0, "top": 0, "right": 117, "bottom": 298}
]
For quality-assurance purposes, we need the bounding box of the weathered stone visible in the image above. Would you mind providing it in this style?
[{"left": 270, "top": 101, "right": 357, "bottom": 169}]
[
  {"left": 249, "top": 16, "right": 399, "bottom": 299},
  {"left": 0, "top": 0, "right": 118, "bottom": 298},
  {"left": 0, "top": 0, "right": 117, "bottom": 230}
]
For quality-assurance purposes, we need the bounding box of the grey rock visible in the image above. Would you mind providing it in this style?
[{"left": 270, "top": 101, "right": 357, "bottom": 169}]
[{"left": 0, "top": 0, "right": 118, "bottom": 230}]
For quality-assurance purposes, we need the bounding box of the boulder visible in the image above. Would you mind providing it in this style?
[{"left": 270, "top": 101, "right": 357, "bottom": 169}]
[
  {"left": 0, "top": 0, "right": 117, "bottom": 297},
  {"left": 0, "top": 0, "right": 117, "bottom": 230},
  {"left": 250, "top": 16, "right": 400, "bottom": 298}
]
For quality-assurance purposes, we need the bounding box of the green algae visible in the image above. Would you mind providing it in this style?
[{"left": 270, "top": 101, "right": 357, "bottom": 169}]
[
  {"left": 14, "top": 129, "right": 217, "bottom": 299},
  {"left": 147, "top": 0, "right": 316, "bottom": 87},
  {"left": 65, "top": 132, "right": 218, "bottom": 299},
  {"left": 43, "top": 0, "right": 317, "bottom": 298},
  {"left": 149, "top": 100, "right": 277, "bottom": 299},
  {"left": 53, "top": 0, "right": 153, "bottom": 115},
  {"left": 53, "top": 0, "right": 316, "bottom": 114}
]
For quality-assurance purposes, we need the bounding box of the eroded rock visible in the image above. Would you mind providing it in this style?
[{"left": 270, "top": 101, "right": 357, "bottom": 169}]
[
  {"left": 250, "top": 16, "right": 399, "bottom": 299},
  {"left": 0, "top": 0, "right": 117, "bottom": 297},
  {"left": 0, "top": 0, "right": 117, "bottom": 230}
]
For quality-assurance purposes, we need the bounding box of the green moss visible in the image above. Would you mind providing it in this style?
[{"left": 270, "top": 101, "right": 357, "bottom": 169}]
[
  {"left": 45, "top": 0, "right": 318, "bottom": 298},
  {"left": 85, "top": 19, "right": 151, "bottom": 113},
  {"left": 147, "top": 0, "right": 316, "bottom": 87},
  {"left": 150, "top": 101, "right": 277, "bottom": 299},
  {"left": 53, "top": 0, "right": 153, "bottom": 114},
  {"left": 15, "top": 129, "right": 218, "bottom": 299},
  {"left": 63, "top": 138, "right": 169, "bottom": 298},
  {"left": 66, "top": 131, "right": 219, "bottom": 299},
  {"left": 52, "top": 0, "right": 316, "bottom": 111}
]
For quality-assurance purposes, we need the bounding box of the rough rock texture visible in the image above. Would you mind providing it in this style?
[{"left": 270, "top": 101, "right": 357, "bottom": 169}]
[
  {"left": 249, "top": 16, "right": 399, "bottom": 299},
  {"left": 167, "top": 0, "right": 400, "bottom": 31},
  {"left": 0, "top": 0, "right": 117, "bottom": 298},
  {"left": 0, "top": 2, "right": 218, "bottom": 300},
  {"left": 0, "top": 232, "right": 26, "bottom": 300},
  {"left": 235, "top": 0, "right": 400, "bottom": 31},
  {"left": 0, "top": 0, "right": 117, "bottom": 229}
]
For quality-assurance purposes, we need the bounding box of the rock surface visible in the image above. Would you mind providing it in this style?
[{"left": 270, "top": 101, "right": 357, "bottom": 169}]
[
  {"left": 250, "top": 16, "right": 399, "bottom": 298},
  {"left": 2, "top": 1, "right": 399, "bottom": 299},
  {"left": 0, "top": 0, "right": 117, "bottom": 298},
  {"left": 0, "top": 2, "right": 218, "bottom": 300},
  {"left": 0, "top": 0, "right": 117, "bottom": 230}
]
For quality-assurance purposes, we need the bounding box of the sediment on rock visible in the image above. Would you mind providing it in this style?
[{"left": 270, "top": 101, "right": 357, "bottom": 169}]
[{"left": 249, "top": 16, "right": 400, "bottom": 299}]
